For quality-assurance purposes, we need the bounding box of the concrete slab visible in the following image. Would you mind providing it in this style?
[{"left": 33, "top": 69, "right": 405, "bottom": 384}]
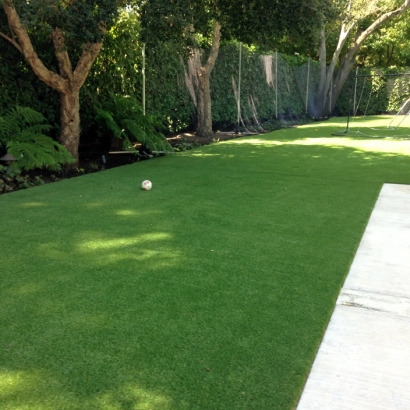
[{"left": 297, "top": 183, "right": 410, "bottom": 410}]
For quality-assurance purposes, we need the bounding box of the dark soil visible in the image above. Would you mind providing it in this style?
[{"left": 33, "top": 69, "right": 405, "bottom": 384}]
[{"left": 24, "top": 131, "right": 249, "bottom": 187}]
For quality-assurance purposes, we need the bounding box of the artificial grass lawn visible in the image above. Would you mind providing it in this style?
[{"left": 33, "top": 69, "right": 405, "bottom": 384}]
[{"left": 1, "top": 116, "right": 410, "bottom": 409}]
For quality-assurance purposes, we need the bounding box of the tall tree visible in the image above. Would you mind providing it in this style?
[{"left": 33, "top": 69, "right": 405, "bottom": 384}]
[
  {"left": 141, "top": 0, "right": 330, "bottom": 137},
  {"left": 0, "top": 0, "right": 119, "bottom": 165},
  {"left": 140, "top": 0, "right": 221, "bottom": 138},
  {"left": 314, "top": 0, "right": 410, "bottom": 117}
]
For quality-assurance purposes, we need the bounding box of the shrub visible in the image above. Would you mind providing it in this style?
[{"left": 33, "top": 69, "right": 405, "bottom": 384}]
[
  {"left": 0, "top": 164, "right": 45, "bottom": 194},
  {"left": 0, "top": 106, "right": 74, "bottom": 171},
  {"left": 94, "top": 94, "right": 173, "bottom": 153}
]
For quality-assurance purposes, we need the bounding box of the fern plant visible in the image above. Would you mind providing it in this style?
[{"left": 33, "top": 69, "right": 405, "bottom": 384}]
[
  {"left": 94, "top": 94, "right": 173, "bottom": 154},
  {"left": 0, "top": 106, "right": 74, "bottom": 171}
]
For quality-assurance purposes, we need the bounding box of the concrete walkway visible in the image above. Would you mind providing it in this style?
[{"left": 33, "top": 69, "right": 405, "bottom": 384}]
[{"left": 297, "top": 183, "right": 410, "bottom": 410}]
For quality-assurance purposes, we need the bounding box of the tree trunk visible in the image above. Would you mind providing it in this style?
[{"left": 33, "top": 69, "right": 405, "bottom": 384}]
[
  {"left": 312, "top": 27, "right": 327, "bottom": 118},
  {"left": 331, "top": 55, "right": 356, "bottom": 112},
  {"left": 313, "top": 20, "right": 355, "bottom": 118},
  {"left": 60, "top": 89, "right": 81, "bottom": 164},
  {"left": 196, "top": 67, "right": 213, "bottom": 137},
  {"left": 195, "top": 21, "right": 221, "bottom": 138}
]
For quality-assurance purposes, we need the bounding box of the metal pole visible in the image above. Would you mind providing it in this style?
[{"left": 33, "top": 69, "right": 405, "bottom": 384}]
[
  {"left": 353, "top": 67, "right": 359, "bottom": 116},
  {"left": 306, "top": 58, "right": 310, "bottom": 115},
  {"left": 142, "top": 43, "right": 146, "bottom": 116},
  {"left": 236, "top": 42, "right": 242, "bottom": 133},
  {"left": 275, "top": 51, "right": 278, "bottom": 119},
  {"left": 329, "top": 76, "right": 333, "bottom": 116}
]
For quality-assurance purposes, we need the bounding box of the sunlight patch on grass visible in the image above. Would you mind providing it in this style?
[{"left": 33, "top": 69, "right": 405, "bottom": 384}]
[
  {"left": 37, "top": 242, "right": 69, "bottom": 261},
  {"left": 18, "top": 201, "right": 47, "bottom": 208},
  {"left": 304, "top": 115, "right": 410, "bottom": 129},
  {"left": 226, "top": 136, "right": 410, "bottom": 155},
  {"left": 100, "top": 248, "right": 181, "bottom": 266},
  {"left": 96, "top": 383, "right": 171, "bottom": 410},
  {"left": 0, "top": 369, "right": 67, "bottom": 408},
  {"left": 11, "top": 282, "right": 44, "bottom": 296},
  {"left": 294, "top": 137, "right": 410, "bottom": 155},
  {"left": 0, "top": 369, "right": 171, "bottom": 409},
  {"left": 189, "top": 152, "right": 236, "bottom": 159},
  {"left": 78, "top": 233, "right": 172, "bottom": 252},
  {"left": 116, "top": 209, "right": 139, "bottom": 216},
  {"left": 84, "top": 202, "right": 105, "bottom": 208},
  {"left": 113, "top": 209, "right": 163, "bottom": 217},
  {"left": 60, "top": 312, "right": 109, "bottom": 328},
  {"left": 0, "top": 371, "right": 27, "bottom": 396}
]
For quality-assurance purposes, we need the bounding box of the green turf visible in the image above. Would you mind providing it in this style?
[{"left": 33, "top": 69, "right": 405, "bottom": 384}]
[{"left": 1, "top": 116, "right": 410, "bottom": 409}]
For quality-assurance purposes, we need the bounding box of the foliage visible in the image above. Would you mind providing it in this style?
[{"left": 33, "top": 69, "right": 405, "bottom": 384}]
[
  {"left": 386, "top": 72, "right": 410, "bottom": 112},
  {"left": 0, "top": 18, "right": 60, "bottom": 130},
  {"left": 0, "top": 164, "right": 45, "bottom": 194},
  {"left": 140, "top": 0, "right": 217, "bottom": 49},
  {"left": 80, "top": 10, "right": 143, "bottom": 136},
  {"left": 81, "top": 11, "right": 194, "bottom": 137},
  {"left": 11, "top": 0, "right": 119, "bottom": 46},
  {"left": 0, "top": 106, "right": 74, "bottom": 171},
  {"left": 334, "top": 68, "right": 410, "bottom": 115},
  {"left": 217, "top": 0, "right": 335, "bottom": 52},
  {"left": 211, "top": 43, "right": 307, "bottom": 129},
  {"left": 144, "top": 42, "right": 195, "bottom": 133},
  {"left": 94, "top": 94, "right": 173, "bottom": 153},
  {"left": 141, "top": 0, "right": 332, "bottom": 133},
  {"left": 357, "top": 15, "right": 410, "bottom": 67},
  {"left": 2, "top": 1, "right": 410, "bottom": 142},
  {"left": 0, "top": 0, "right": 125, "bottom": 164},
  {"left": 173, "top": 137, "right": 202, "bottom": 152}
]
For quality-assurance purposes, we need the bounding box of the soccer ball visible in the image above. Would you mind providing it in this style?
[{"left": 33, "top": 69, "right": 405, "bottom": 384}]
[{"left": 141, "top": 180, "right": 152, "bottom": 190}]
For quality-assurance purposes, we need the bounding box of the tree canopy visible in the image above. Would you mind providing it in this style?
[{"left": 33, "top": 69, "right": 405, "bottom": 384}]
[
  {"left": 218, "top": 0, "right": 335, "bottom": 51},
  {"left": 140, "top": 0, "right": 335, "bottom": 51}
]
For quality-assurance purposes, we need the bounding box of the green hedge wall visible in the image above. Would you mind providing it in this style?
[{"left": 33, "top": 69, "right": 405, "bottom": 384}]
[
  {"left": 2, "top": 30, "right": 410, "bottom": 142},
  {"left": 211, "top": 44, "right": 308, "bottom": 129}
]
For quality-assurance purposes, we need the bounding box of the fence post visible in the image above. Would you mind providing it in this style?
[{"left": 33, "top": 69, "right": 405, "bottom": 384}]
[
  {"left": 353, "top": 67, "right": 359, "bottom": 116},
  {"left": 306, "top": 58, "right": 310, "bottom": 115},
  {"left": 329, "top": 75, "right": 333, "bottom": 116},
  {"left": 236, "top": 42, "right": 242, "bottom": 133},
  {"left": 275, "top": 51, "right": 278, "bottom": 119},
  {"left": 142, "top": 43, "right": 146, "bottom": 116}
]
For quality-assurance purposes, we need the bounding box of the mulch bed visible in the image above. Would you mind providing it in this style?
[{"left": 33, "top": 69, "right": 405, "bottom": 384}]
[{"left": 21, "top": 131, "right": 252, "bottom": 188}]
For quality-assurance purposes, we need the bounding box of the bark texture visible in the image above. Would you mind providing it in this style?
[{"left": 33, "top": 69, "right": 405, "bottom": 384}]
[
  {"left": 195, "top": 21, "right": 221, "bottom": 138},
  {"left": 60, "top": 90, "right": 81, "bottom": 163}
]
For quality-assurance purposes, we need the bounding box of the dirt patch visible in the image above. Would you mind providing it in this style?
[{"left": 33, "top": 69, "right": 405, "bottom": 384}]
[
  {"left": 1, "top": 131, "right": 253, "bottom": 194},
  {"left": 79, "top": 131, "right": 252, "bottom": 174},
  {"left": 168, "top": 131, "right": 252, "bottom": 146}
]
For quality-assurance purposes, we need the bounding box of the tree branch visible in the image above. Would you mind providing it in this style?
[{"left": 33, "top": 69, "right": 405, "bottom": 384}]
[
  {"left": 204, "top": 20, "right": 221, "bottom": 73},
  {"left": 0, "top": 30, "right": 22, "bottom": 52},
  {"left": 349, "top": 0, "right": 410, "bottom": 56},
  {"left": 2, "top": 0, "right": 68, "bottom": 93},
  {"left": 52, "top": 28, "right": 73, "bottom": 81},
  {"left": 72, "top": 22, "right": 106, "bottom": 90},
  {"left": 72, "top": 42, "right": 103, "bottom": 90}
]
